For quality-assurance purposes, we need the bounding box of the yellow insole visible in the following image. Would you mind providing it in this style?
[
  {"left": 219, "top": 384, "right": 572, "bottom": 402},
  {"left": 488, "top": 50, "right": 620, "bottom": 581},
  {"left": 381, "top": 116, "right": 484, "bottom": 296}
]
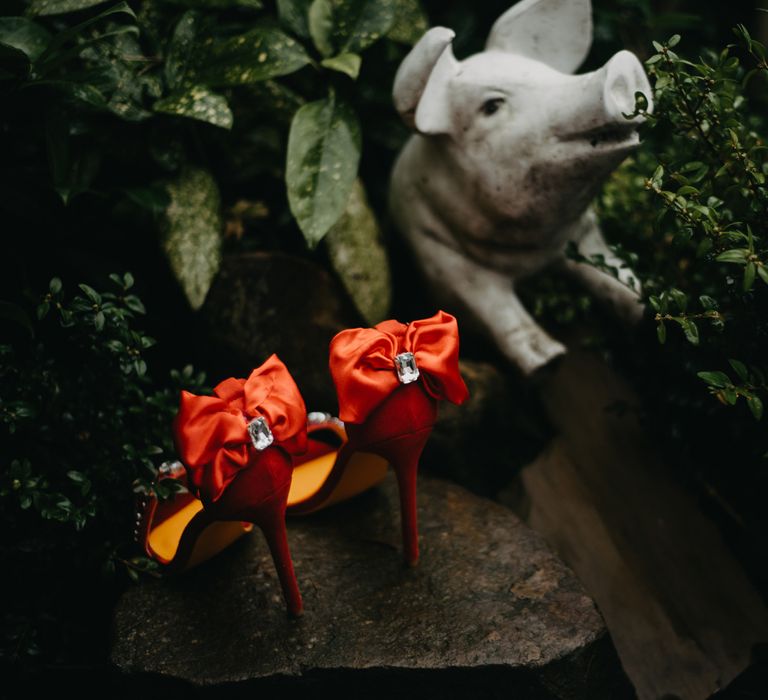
[
  {"left": 147, "top": 448, "right": 389, "bottom": 567},
  {"left": 287, "top": 451, "right": 338, "bottom": 503},
  {"left": 288, "top": 450, "right": 389, "bottom": 513},
  {"left": 148, "top": 499, "right": 253, "bottom": 566}
]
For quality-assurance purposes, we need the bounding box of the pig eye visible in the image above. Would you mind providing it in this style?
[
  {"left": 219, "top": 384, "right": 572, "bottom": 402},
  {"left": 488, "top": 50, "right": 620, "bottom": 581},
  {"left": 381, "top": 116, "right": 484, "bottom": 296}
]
[{"left": 480, "top": 97, "right": 505, "bottom": 116}]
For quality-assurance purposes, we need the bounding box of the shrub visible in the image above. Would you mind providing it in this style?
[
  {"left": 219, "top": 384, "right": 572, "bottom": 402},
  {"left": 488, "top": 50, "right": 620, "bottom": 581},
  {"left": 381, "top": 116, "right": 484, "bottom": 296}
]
[
  {"left": 0, "top": 274, "right": 206, "bottom": 663},
  {"left": 0, "top": 0, "right": 425, "bottom": 321},
  {"left": 591, "top": 27, "right": 768, "bottom": 432},
  {"left": 556, "top": 26, "right": 768, "bottom": 569}
]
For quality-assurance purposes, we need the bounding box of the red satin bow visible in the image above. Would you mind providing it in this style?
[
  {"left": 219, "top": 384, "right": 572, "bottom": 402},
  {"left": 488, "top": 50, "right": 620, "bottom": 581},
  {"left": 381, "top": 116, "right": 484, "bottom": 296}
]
[
  {"left": 329, "top": 310, "right": 469, "bottom": 423},
  {"left": 173, "top": 354, "right": 307, "bottom": 503}
]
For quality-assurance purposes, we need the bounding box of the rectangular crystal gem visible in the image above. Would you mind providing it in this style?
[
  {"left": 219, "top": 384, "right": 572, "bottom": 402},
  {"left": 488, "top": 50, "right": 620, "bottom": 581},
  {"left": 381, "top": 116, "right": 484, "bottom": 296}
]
[
  {"left": 247, "top": 417, "right": 274, "bottom": 451},
  {"left": 395, "top": 352, "right": 420, "bottom": 384}
]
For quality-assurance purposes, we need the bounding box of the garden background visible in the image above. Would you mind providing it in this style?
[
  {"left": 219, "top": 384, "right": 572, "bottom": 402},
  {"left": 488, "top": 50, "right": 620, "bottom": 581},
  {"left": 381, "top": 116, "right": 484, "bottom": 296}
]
[{"left": 1, "top": 0, "right": 767, "bottom": 691}]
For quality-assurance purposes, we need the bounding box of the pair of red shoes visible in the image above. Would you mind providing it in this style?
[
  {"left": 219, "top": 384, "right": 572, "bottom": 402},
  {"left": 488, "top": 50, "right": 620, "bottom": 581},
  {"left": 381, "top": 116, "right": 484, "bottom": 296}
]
[{"left": 136, "top": 311, "right": 468, "bottom": 617}]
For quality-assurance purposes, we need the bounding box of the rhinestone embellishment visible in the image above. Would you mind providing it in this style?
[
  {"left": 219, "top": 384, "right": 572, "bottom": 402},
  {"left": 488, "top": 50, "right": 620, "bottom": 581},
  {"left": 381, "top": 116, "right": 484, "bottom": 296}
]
[
  {"left": 158, "top": 460, "right": 185, "bottom": 477},
  {"left": 247, "top": 416, "right": 274, "bottom": 451},
  {"left": 395, "top": 352, "right": 420, "bottom": 384},
  {"left": 307, "top": 411, "right": 344, "bottom": 428},
  {"left": 307, "top": 411, "right": 332, "bottom": 425}
]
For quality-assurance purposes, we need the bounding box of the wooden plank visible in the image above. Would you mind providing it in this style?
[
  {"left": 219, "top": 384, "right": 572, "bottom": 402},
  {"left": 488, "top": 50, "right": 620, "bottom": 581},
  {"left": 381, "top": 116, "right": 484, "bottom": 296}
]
[{"left": 511, "top": 348, "right": 768, "bottom": 700}]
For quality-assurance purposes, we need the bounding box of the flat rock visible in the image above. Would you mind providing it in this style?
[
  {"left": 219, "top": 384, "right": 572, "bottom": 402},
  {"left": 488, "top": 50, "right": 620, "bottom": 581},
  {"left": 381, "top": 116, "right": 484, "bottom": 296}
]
[{"left": 111, "top": 474, "right": 633, "bottom": 698}]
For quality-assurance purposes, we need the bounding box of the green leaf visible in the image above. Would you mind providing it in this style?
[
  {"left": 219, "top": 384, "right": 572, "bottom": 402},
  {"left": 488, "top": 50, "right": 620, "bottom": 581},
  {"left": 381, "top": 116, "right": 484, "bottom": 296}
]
[
  {"left": 715, "top": 249, "right": 748, "bottom": 264},
  {"left": 286, "top": 93, "right": 361, "bottom": 247},
  {"left": 744, "top": 262, "right": 756, "bottom": 291},
  {"left": 161, "top": 167, "right": 222, "bottom": 310},
  {"left": 78, "top": 284, "right": 101, "bottom": 304},
  {"left": 656, "top": 321, "right": 666, "bottom": 344},
  {"left": 321, "top": 52, "right": 361, "bottom": 79},
  {"left": 44, "top": 80, "right": 107, "bottom": 109},
  {"left": 192, "top": 27, "right": 311, "bottom": 86},
  {"left": 0, "top": 41, "right": 30, "bottom": 79},
  {"left": 154, "top": 86, "right": 233, "bottom": 129},
  {"left": 123, "top": 295, "right": 146, "bottom": 314},
  {"left": 28, "top": 0, "right": 109, "bottom": 16},
  {"left": 277, "top": 0, "right": 313, "bottom": 37},
  {"left": 0, "top": 18, "right": 51, "bottom": 61},
  {"left": 49, "top": 277, "right": 62, "bottom": 294},
  {"left": 680, "top": 318, "right": 699, "bottom": 345},
  {"left": 697, "top": 371, "right": 730, "bottom": 388},
  {"left": 388, "top": 0, "right": 428, "bottom": 45},
  {"left": 34, "top": 2, "right": 136, "bottom": 70},
  {"left": 325, "top": 179, "right": 392, "bottom": 324},
  {"left": 308, "top": 0, "right": 396, "bottom": 56},
  {"left": 758, "top": 265, "right": 768, "bottom": 286},
  {"left": 669, "top": 287, "right": 687, "bottom": 312},
  {"left": 308, "top": 0, "right": 334, "bottom": 56},
  {"left": 729, "top": 359, "right": 749, "bottom": 381},
  {"left": 165, "top": 11, "right": 198, "bottom": 90},
  {"left": 747, "top": 395, "right": 764, "bottom": 420}
]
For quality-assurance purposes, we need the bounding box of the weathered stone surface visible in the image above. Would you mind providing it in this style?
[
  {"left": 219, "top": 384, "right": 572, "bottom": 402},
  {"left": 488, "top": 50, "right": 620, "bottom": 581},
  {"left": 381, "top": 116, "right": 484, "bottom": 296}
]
[
  {"left": 112, "top": 474, "right": 633, "bottom": 698},
  {"left": 201, "top": 252, "right": 359, "bottom": 411}
]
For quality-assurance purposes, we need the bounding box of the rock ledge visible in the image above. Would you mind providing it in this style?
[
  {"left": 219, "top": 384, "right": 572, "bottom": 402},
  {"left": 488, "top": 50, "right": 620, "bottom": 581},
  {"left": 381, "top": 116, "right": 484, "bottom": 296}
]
[{"left": 112, "top": 474, "right": 633, "bottom": 698}]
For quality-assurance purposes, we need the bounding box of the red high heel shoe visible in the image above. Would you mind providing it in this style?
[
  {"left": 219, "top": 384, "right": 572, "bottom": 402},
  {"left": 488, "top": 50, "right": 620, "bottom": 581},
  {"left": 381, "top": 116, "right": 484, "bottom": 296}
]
[
  {"left": 135, "top": 459, "right": 255, "bottom": 574},
  {"left": 287, "top": 310, "right": 469, "bottom": 566},
  {"left": 137, "top": 416, "right": 347, "bottom": 580},
  {"left": 165, "top": 354, "right": 308, "bottom": 617}
]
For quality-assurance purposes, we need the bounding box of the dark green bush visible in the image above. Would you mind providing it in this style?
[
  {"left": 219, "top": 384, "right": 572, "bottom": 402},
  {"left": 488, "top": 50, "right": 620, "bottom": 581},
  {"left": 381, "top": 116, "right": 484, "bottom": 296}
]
[
  {"left": 0, "top": 274, "right": 206, "bottom": 662},
  {"left": 0, "top": 0, "right": 427, "bottom": 321},
  {"left": 590, "top": 28, "right": 768, "bottom": 416},
  {"left": 548, "top": 27, "right": 768, "bottom": 576}
]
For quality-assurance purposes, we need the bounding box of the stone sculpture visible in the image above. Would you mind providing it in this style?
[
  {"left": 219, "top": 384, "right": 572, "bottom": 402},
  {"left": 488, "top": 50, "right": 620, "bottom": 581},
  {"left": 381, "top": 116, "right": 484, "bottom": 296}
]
[{"left": 390, "top": 0, "right": 653, "bottom": 374}]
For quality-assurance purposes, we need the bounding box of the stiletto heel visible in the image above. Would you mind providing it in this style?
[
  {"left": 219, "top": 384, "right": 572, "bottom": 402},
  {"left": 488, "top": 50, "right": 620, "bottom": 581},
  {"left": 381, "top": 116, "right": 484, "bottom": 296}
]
[
  {"left": 138, "top": 410, "right": 344, "bottom": 610},
  {"left": 367, "top": 427, "right": 432, "bottom": 566},
  {"left": 168, "top": 354, "right": 308, "bottom": 617},
  {"left": 286, "top": 311, "right": 469, "bottom": 566},
  {"left": 253, "top": 492, "right": 303, "bottom": 617}
]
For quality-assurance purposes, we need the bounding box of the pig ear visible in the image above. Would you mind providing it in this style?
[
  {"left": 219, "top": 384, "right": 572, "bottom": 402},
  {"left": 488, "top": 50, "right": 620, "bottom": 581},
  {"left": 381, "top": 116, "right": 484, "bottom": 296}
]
[
  {"left": 486, "top": 0, "right": 593, "bottom": 74},
  {"left": 393, "top": 27, "right": 459, "bottom": 135}
]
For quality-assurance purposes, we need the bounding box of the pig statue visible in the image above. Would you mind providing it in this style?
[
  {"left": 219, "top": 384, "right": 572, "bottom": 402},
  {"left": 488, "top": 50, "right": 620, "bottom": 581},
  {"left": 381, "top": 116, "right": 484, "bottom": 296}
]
[{"left": 389, "top": 0, "right": 652, "bottom": 374}]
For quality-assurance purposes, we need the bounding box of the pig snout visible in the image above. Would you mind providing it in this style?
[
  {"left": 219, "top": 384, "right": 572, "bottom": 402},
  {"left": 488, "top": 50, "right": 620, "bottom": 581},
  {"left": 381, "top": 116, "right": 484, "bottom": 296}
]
[
  {"left": 552, "top": 50, "right": 653, "bottom": 144},
  {"left": 603, "top": 50, "right": 653, "bottom": 120}
]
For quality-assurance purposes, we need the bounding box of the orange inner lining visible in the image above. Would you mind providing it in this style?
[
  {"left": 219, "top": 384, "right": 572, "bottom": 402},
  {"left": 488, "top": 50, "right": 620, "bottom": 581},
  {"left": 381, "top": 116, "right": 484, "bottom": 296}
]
[{"left": 147, "top": 430, "right": 388, "bottom": 568}]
